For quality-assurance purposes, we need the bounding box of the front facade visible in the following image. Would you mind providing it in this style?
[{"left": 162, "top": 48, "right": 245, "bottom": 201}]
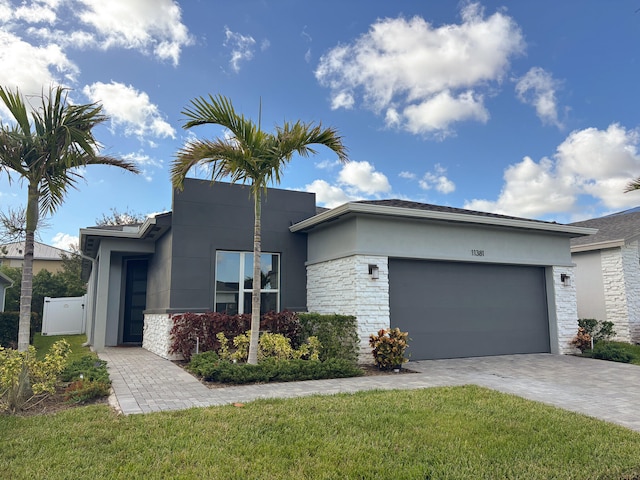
[
  {"left": 571, "top": 210, "right": 640, "bottom": 343},
  {"left": 80, "top": 180, "right": 594, "bottom": 361}
]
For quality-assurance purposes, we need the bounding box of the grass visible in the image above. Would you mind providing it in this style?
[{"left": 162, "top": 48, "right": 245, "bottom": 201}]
[
  {"left": 581, "top": 341, "right": 640, "bottom": 365},
  {"left": 33, "top": 333, "right": 91, "bottom": 363},
  {"left": 1, "top": 386, "right": 640, "bottom": 479}
]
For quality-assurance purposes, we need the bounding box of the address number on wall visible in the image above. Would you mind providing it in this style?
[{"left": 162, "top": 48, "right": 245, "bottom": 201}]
[{"left": 471, "top": 249, "right": 485, "bottom": 257}]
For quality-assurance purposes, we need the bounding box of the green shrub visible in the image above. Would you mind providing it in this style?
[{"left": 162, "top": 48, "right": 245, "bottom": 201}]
[
  {"left": 592, "top": 342, "right": 633, "bottom": 363},
  {"left": 578, "top": 319, "right": 616, "bottom": 343},
  {"left": 369, "top": 328, "right": 409, "bottom": 370},
  {"left": 187, "top": 353, "right": 363, "bottom": 384},
  {"left": 0, "top": 311, "right": 42, "bottom": 348},
  {"left": 61, "top": 354, "right": 110, "bottom": 383},
  {"left": 299, "top": 313, "right": 359, "bottom": 363},
  {"left": 216, "top": 331, "right": 322, "bottom": 362}
]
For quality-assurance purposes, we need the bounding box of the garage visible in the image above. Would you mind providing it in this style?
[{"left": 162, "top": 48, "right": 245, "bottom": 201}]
[{"left": 389, "top": 258, "right": 550, "bottom": 360}]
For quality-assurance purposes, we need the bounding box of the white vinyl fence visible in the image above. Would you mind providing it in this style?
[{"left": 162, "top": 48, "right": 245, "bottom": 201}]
[{"left": 41, "top": 295, "right": 86, "bottom": 336}]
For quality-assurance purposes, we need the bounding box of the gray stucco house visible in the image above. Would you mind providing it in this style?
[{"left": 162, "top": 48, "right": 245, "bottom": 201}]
[
  {"left": 80, "top": 178, "right": 595, "bottom": 361},
  {"left": 571, "top": 209, "right": 640, "bottom": 343}
]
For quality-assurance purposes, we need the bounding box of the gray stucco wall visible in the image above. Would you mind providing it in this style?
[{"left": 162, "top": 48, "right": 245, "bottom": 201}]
[
  {"left": 307, "top": 215, "right": 575, "bottom": 267},
  {"left": 146, "top": 229, "right": 172, "bottom": 311},
  {"left": 166, "top": 179, "right": 315, "bottom": 312},
  {"left": 573, "top": 249, "right": 607, "bottom": 322}
]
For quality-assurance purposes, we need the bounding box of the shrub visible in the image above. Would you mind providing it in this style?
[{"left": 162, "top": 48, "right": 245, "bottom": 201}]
[
  {"left": 592, "top": 342, "right": 633, "bottom": 363},
  {"left": 578, "top": 319, "right": 616, "bottom": 343},
  {"left": 170, "top": 311, "right": 302, "bottom": 360},
  {"left": 369, "top": 328, "right": 409, "bottom": 370},
  {"left": 571, "top": 327, "right": 592, "bottom": 353},
  {"left": 187, "top": 355, "right": 363, "bottom": 384},
  {"left": 0, "top": 339, "right": 70, "bottom": 412},
  {"left": 216, "top": 331, "right": 322, "bottom": 362},
  {"left": 63, "top": 379, "right": 111, "bottom": 404},
  {"left": 299, "top": 313, "right": 360, "bottom": 363},
  {"left": 61, "top": 354, "right": 110, "bottom": 383},
  {"left": 0, "top": 311, "right": 43, "bottom": 348}
]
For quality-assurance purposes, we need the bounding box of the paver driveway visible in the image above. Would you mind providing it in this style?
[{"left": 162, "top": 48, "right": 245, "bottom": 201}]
[{"left": 98, "top": 348, "right": 640, "bottom": 431}]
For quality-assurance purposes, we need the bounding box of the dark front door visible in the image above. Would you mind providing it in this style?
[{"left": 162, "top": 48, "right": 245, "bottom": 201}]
[{"left": 123, "top": 259, "right": 148, "bottom": 344}]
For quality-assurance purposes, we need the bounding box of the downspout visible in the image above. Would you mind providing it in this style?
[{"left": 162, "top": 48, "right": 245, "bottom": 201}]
[{"left": 78, "top": 252, "right": 97, "bottom": 348}]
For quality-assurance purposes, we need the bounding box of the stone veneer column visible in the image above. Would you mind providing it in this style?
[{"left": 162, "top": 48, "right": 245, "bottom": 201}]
[
  {"left": 307, "top": 255, "right": 389, "bottom": 361},
  {"left": 143, "top": 313, "right": 183, "bottom": 360},
  {"left": 601, "top": 246, "right": 635, "bottom": 342},
  {"left": 551, "top": 265, "right": 579, "bottom": 354},
  {"left": 620, "top": 242, "right": 640, "bottom": 342}
]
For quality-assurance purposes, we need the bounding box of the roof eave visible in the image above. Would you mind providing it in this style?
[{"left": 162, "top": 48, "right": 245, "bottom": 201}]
[{"left": 290, "top": 202, "right": 598, "bottom": 237}]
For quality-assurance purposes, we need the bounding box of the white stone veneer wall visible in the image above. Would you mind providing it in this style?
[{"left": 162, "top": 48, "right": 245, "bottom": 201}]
[
  {"left": 600, "top": 245, "right": 640, "bottom": 342},
  {"left": 143, "top": 313, "right": 183, "bottom": 360},
  {"left": 307, "top": 255, "right": 389, "bottom": 362},
  {"left": 551, "top": 265, "right": 579, "bottom": 354}
]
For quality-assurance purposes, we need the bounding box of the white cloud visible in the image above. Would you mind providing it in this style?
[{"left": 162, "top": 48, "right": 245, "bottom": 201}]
[
  {"left": 0, "top": 30, "right": 78, "bottom": 105},
  {"left": 14, "top": 0, "right": 58, "bottom": 24},
  {"left": 338, "top": 161, "right": 391, "bottom": 195},
  {"left": 316, "top": 3, "right": 524, "bottom": 136},
  {"left": 83, "top": 81, "right": 176, "bottom": 141},
  {"left": 464, "top": 124, "right": 640, "bottom": 218},
  {"left": 51, "top": 232, "right": 78, "bottom": 251},
  {"left": 419, "top": 164, "right": 456, "bottom": 194},
  {"left": 224, "top": 26, "right": 256, "bottom": 73},
  {"left": 515, "top": 67, "right": 562, "bottom": 127},
  {"left": 77, "top": 0, "right": 192, "bottom": 65},
  {"left": 399, "top": 171, "right": 416, "bottom": 180},
  {"left": 305, "top": 179, "right": 354, "bottom": 208},
  {"left": 122, "top": 151, "right": 163, "bottom": 182}
]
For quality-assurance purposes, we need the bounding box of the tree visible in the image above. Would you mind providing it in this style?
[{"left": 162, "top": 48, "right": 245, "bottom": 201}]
[
  {"left": 0, "top": 86, "right": 140, "bottom": 350},
  {"left": 171, "top": 95, "right": 348, "bottom": 364},
  {"left": 95, "top": 207, "right": 148, "bottom": 226}
]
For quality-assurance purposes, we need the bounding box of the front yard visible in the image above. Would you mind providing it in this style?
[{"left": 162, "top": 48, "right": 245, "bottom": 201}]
[{"left": 1, "top": 386, "right": 640, "bottom": 479}]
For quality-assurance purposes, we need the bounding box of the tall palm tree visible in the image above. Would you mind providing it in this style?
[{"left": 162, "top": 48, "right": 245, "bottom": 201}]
[
  {"left": 171, "top": 94, "right": 348, "bottom": 364},
  {"left": 0, "top": 86, "right": 140, "bottom": 351}
]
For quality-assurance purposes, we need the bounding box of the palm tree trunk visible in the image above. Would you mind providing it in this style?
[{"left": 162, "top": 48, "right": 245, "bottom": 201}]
[
  {"left": 17, "top": 184, "right": 38, "bottom": 351},
  {"left": 247, "top": 190, "right": 262, "bottom": 365}
]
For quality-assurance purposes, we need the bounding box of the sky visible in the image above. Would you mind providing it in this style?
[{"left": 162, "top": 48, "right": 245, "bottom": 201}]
[{"left": 1, "top": 0, "right": 640, "bottom": 251}]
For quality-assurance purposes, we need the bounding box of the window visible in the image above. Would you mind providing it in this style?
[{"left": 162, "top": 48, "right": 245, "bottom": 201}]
[{"left": 215, "top": 251, "right": 280, "bottom": 315}]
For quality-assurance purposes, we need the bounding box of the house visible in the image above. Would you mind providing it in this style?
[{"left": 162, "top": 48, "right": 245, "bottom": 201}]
[
  {"left": 80, "top": 178, "right": 595, "bottom": 361},
  {"left": 0, "top": 270, "right": 12, "bottom": 312},
  {"left": 570, "top": 209, "right": 640, "bottom": 343},
  {"left": 0, "top": 241, "right": 69, "bottom": 274}
]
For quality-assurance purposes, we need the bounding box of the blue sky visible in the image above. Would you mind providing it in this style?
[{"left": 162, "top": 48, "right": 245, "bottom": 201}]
[{"left": 1, "top": 0, "right": 640, "bottom": 250}]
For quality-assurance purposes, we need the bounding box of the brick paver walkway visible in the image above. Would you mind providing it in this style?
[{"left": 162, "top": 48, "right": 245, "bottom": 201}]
[{"left": 98, "top": 348, "right": 640, "bottom": 432}]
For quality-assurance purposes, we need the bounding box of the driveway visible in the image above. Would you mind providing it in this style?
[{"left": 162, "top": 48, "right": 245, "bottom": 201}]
[{"left": 99, "top": 348, "right": 640, "bottom": 432}]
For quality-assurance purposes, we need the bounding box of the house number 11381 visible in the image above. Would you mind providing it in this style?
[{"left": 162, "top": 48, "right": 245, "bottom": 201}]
[{"left": 471, "top": 249, "right": 485, "bottom": 256}]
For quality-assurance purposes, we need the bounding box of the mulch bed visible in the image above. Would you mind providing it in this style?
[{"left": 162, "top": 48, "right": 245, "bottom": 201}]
[{"left": 1, "top": 386, "right": 109, "bottom": 417}]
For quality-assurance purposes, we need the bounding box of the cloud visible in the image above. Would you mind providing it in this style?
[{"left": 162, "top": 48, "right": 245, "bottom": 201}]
[
  {"left": 305, "top": 179, "right": 354, "bottom": 208},
  {"left": 315, "top": 3, "right": 524, "bottom": 137},
  {"left": 464, "top": 124, "right": 640, "bottom": 218},
  {"left": 122, "top": 151, "right": 163, "bottom": 182},
  {"left": 515, "top": 67, "right": 562, "bottom": 127},
  {"left": 418, "top": 164, "right": 456, "bottom": 194},
  {"left": 399, "top": 171, "right": 416, "bottom": 180},
  {"left": 14, "top": 0, "right": 59, "bottom": 24},
  {"left": 0, "top": 30, "right": 78, "bottom": 105},
  {"left": 77, "top": 0, "right": 192, "bottom": 65},
  {"left": 338, "top": 161, "right": 391, "bottom": 195},
  {"left": 223, "top": 26, "right": 256, "bottom": 72},
  {"left": 83, "top": 81, "right": 176, "bottom": 141},
  {"left": 51, "top": 232, "right": 78, "bottom": 251}
]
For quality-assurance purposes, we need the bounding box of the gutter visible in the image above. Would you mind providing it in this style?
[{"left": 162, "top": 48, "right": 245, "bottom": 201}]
[{"left": 290, "top": 202, "right": 599, "bottom": 237}]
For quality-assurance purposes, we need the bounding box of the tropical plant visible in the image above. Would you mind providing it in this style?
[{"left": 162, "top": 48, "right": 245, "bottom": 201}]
[
  {"left": 369, "top": 328, "right": 410, "bottom": 370},
  {"left": 0, "top": 86, "right": 140, "bottom": 351},
  {"left": 171, "top": 94, "right": 348, "bottom": 364}
]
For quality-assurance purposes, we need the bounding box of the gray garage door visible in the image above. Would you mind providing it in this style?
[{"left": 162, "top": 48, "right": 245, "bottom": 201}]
[{"left": 389, "top": 259, "right": 550, "bottom": 360}]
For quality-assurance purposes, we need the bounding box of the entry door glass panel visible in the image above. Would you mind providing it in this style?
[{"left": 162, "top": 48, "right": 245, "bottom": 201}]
[{"left": 123, "top": 259, "right": 147, "bottom": 343}]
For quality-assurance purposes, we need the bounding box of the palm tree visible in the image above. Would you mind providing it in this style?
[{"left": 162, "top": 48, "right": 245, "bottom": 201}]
[
  {"left": 171, "top": 94, "right": 348, "bottom": 364},
  {"left": 0, "top": 86, "right": 140, "bottom": 351}
]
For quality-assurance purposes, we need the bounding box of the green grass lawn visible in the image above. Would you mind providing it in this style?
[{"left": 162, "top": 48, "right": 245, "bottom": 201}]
[
  {"left": 33, "top": 333, "right": 91, "bottom": 363},
  {"left": 1, "top": 386, "right": 639, "bottom": 479}
]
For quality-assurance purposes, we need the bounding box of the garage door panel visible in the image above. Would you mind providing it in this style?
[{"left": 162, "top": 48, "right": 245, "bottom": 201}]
[{"left": 389, "top": 259, "right": 549, "bottom": 360}]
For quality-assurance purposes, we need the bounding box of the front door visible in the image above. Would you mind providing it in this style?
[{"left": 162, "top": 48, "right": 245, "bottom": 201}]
[{"left": 122, "top": 259, "right": 148, "bottom": 344}]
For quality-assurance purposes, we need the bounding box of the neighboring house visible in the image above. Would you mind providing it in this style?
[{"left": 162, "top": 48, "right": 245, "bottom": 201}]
[
  {"left": 80, "top": 179, "right": 595, "bottom": 361},
  {"left": 0, "top": 241, "right": 69, "bottom": 274},
  {"left": 0, "top": 270, "right": 13, "bottom": 312},
  {"left": 570, "top": 209, "right": 640, "bottom": 343}
]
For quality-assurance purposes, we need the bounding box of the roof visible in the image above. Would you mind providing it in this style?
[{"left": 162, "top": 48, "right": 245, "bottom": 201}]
[
  {"left": 570, "top": 209, "right": 640, "bottom": 251},
  {"left": 0, "top": 270, "right": 13, "bottom": 287},
  {"left": 0, "top": 241, "right": 69, "bottom": 260},
  {"left": 291, "top": 199, "right": 597, "bottom": 237}
]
